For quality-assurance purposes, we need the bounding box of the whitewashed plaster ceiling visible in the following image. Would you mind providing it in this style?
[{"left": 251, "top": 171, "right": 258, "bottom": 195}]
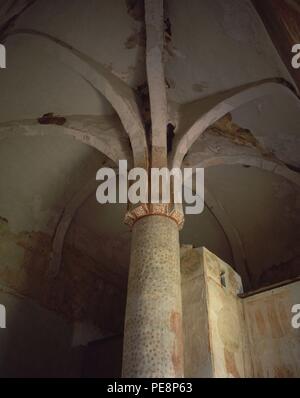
[{"left": 0, "top": 0, "right": 299, "bottom": 291}]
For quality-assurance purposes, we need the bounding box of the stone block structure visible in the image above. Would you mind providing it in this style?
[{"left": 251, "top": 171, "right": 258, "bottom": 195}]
[{"left": 181, "top": 247, "right": 300, "bottom": 378}]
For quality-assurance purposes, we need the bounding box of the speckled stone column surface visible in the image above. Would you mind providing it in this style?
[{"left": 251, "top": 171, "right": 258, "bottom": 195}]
[{"left": 122, "top": 215, "right": 184, "bottom": 378}]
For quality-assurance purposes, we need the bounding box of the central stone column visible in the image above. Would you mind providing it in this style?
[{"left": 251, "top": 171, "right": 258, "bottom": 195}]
[{"left": 122, "top": 204, "right": 184, "bottom": 378}]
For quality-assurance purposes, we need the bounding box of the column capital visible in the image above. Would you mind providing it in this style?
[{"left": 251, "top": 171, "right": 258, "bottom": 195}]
[{"left": 124, "top": 203, "right": 184, "bottom": 230}]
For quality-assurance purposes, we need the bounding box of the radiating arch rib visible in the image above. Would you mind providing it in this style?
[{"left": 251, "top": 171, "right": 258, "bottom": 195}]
[
  {"left": 184, "top": 155, "right": 300, "bottom": 187},
  {"left": 145, "top": 0, "right": 168, "bottom": 167},
  {"left": 182, "top": 154, "right": 300, "bottom": 289},
  {"left": 48, "top": 170, "right": 122, "bottom": 278},
  {"left": 0, "top": 116, "right": 130, "bottom": 277},
  {"left": 204, "top": 187, "right": 251, "bottom": 289},
  {"left": 4, "top": 29, "right": 148, "bottom": 168},
  {"left": 0, "top": 115, "right": 132, "bottom": 166},
  {"left": 48, "top": 179, "right": 98, "bottom": 278},
  {"left": 172, "top": 79, "right": 300, "bottom": 169}
]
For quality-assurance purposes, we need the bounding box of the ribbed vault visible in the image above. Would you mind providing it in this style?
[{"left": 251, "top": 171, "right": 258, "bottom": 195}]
[{"left": 0, "top": 0, "right": 299, "bottom": 293}]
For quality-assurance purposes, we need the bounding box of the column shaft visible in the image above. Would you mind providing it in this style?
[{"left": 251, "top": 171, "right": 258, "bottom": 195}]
[{"left": 122, "top": 215, "right": 184, "bottom": 378}]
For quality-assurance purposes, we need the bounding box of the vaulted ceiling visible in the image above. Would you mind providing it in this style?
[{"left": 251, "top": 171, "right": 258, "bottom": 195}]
[{"left": 0, "top": 0, "right": 299, "bottom": 292}]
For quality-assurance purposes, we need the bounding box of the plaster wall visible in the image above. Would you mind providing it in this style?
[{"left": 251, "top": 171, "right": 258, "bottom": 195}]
[
  {"left": 0, "top": 212, "right": 126, "bottom": 377},
  {"left": 166, "top": 0, "right": 292, "bottom": 104},
  {"left": 243, "top": 281, "right": 300, "bottom": 377}
]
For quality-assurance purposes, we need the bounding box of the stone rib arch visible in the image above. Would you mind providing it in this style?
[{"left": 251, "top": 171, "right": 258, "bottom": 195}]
[
  {"left": 185, "top": 155, "right": 300, "bottom": 187},
  {"left": 172, "top": 79, "right": 300, "bottom": 169},
  {"left": 182, "top": 154, "right": 300, "bottom": 289},
  {"left": 48, "top": 171, "right": 121, "bottom": 278},
  {"left": 0, "top": 116, "right": 132, "bottom": 166},
  {"left": 49, "top": 178, "right": 248, "bottom": 283},
  {"left": 203, "top": 187, "right": 251, "bottom": 289},
  {"left": 0, "top": 118, "right": 128, "bottom": 278},
  {"left": 48, "top": 179, "right": 100, "bottom": 278},
  {"left": 4, "top": 29, "right": 148, "bottom": 168}
]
